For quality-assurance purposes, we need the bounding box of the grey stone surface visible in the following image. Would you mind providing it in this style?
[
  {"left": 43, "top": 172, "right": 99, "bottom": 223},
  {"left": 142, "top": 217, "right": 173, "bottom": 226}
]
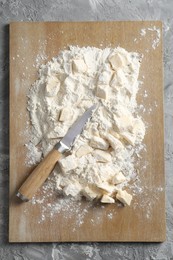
[{"left": 0, "top": 0, "right": 173, "bottom": 259}]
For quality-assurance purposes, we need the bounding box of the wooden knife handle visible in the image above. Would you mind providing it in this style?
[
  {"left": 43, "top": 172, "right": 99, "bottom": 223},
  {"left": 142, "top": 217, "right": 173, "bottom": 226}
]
[{"left": 17, "top": 149, "right": 62, "bottom": 202}]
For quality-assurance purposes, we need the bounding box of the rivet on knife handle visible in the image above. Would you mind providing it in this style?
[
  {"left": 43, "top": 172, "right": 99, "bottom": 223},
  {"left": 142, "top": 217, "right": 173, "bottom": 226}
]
[{"left": 16, "top": 105, "right": 96, "bottom": 202}]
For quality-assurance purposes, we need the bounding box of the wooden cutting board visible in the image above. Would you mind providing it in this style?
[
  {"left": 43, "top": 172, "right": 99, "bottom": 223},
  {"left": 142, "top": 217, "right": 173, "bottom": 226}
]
[{"left": 9, "top": 21, "right": 165, "bottom": 242}]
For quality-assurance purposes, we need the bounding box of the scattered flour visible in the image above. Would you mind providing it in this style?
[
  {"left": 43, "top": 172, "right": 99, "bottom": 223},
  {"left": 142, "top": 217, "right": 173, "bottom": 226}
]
[
  {"left": 13, "top": 23, "right": 164, "bottom": 227},
  {"left": 140, "top": 26, "right": 161, "bottom": 49},
  {"left": 27, "top": 45, "right": 146, "bottom": 207}
]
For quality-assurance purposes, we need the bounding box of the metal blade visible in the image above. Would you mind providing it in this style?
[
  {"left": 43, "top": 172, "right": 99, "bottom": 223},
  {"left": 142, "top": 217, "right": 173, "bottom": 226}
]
[{"left": 57, "top": 104, "right": 96, "bottom": 149}]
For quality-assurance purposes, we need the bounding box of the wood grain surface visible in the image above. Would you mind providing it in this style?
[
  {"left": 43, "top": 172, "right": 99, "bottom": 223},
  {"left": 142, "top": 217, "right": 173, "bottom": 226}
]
[{"left": 9, "top": 21, "right": 165, "bottom": 242}]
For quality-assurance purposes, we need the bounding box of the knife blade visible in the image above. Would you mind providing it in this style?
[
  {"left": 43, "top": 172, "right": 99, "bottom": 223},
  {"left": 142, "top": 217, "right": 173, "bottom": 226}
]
[
  {"left": 55, "top": 104, "right": 96, "bottom": 152},
  {"left": 17, "top": 105, "right": 96, "bottom": 202}
]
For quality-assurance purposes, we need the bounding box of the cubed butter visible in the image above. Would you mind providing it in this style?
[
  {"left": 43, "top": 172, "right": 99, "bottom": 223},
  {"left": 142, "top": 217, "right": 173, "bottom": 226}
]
[
  {"left": 105, "top": 133, "right": 124, "bottom": 151},
  {"left": 121, "top": 132, "right": 136, "bottom": 146},
  {"left": 110, "top": 72, "right": 120, "bottom": 88},
  {"left": 82, "top": 186, "right": 102, "bottom": 200},
  {"left": 92, "top": 149, "right": 111, "bottom": 162},
  {"left": 116, "top": 189, "right": 132, "bottom": 206},
  {"left": 108, "top": 53, "right": 125, "bottom": 70},
  {"left": 72, "top": 59, "right": 87, "bottom": 73},
  {"left": 90, "top": 136, "right": 109, "bottom": 150},
  {"left": 45, "top": 76, "right": 60, "bottom": 97},
  {"left": 114, "top": 114, "right": 133, "bottom": 132},
  {"left": 59, "top": 155, "right": 77, "bottom": 173},
  {"left": 101, "top": 194, "right": 115, "bottom": 203},
  {"left": 96, "top": 85, "right": 109, "bottom": 99},
  {"left": 76, "top": 144, "right": 93, "bottom": 158},
  {"left": 63, "top": 183, "right": 81, "bottom": 197},
  {"left": 97, "top": 182, "right": 115, "bottom": 194},
  {"left": 59, "top": 107, "right": 73, "bottom": 121},
  {"left": 112, "top": 172, "right": 126, "bottom": 185},
  {"left": 64, "top": 76, "right": 76, "bottom": 90},
  {"left": 109, "top": 129, "right": 121, "bottom": 140}
]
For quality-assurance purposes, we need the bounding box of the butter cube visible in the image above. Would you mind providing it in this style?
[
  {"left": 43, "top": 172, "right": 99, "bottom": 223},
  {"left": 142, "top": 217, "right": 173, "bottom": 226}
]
[
  {"left": 82, "top": 186, "right": 102, "bottom": 200},
  {"left": 109, "top": 53, "right": 125, "bottom": 70},
  {"left": 116, "top": 190, "right": 132, "bottom": 206},
  {"left": 59, "top": 155, "right": 77, "bottom": 173},
  {"left": 112, "top": 172, "right": 126, "bottom": 185},
  {"left": 63, "top": 183, "right": 81, "bottom": 197},
  {"left": 72, "top": 59, "right": 87, "bottom": 73},
  {"left": 92, "top": 149, "right": 111, "bottom": 162},
  {"left": 114, "top": 114, "right": 133, "bottom": 132},
  {"left": 121, "top": 132, "right": 136, "bottom": 146},
  {"left": 90, "top": 136, "right": 109, "bottom": 150},
  {"left": 101, "top": 194, "right": 115, "bottom": 203},
  {"left": 59, "top": 107, "right": 73, "bottom": 121},
  {"left": 98, "top": 165, "right": 118, "bottom": 182},
  {"left": 96, "top": 85, "right": 109, "bottom": 99},
  {"left": 109, "top": 129, "right": 121, "bottom": 140},
  {"left": 97, "top": 183, "right": 115, "bottom": 194},
  {"left": 105, "top": 134, "right": 124, "bottom": 151},
  {"left": 58, "top": 177, "right": 70, "bottom": 188},
  {"left": 45, "top": 76, "right": 60, "bottom": 97},
  {"left": 76, "top": 144, "right": 93, "bottom": 158},
  {"left": 110, "top": 72, "right": 120, "bottom": 88},
  {"left": 64, "top": 76, "right": 76, "bottom": 90}
]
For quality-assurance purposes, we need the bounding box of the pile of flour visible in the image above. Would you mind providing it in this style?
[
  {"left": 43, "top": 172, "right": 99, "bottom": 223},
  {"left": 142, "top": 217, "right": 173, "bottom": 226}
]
[{"left": 27, "top": 46, "right": 145, "bottom": 205}]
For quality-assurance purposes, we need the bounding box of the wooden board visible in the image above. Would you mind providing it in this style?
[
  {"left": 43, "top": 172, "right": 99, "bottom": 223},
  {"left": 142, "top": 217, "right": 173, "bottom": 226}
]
[{"left": 9, "top": 21, "right": 165, "bottom": 242}]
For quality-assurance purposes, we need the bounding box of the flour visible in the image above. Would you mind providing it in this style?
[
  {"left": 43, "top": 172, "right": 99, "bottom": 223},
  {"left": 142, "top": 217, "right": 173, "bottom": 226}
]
[
  {"left": 27, "top": 45, "right": 145, "bottom": 206},
  {"left": 140, "top": 26, "right": 161, "bottom": 49}
]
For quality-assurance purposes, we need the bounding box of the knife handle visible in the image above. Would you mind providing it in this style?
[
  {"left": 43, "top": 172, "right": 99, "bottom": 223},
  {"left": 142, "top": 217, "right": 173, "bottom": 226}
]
[{"left": 17, "top": 149, "right": 62, "bottom": 202}]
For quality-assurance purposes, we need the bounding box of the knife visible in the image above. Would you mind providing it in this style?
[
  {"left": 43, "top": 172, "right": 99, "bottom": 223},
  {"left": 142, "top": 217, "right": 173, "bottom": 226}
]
[{"left": 17, "top": 105, "right": 96, "bottom": 202}]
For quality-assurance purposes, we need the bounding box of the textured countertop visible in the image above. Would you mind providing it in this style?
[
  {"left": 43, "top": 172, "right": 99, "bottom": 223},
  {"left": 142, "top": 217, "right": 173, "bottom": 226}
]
[{"left": 0, "top": 0, "right": 173, "bottom": 259}]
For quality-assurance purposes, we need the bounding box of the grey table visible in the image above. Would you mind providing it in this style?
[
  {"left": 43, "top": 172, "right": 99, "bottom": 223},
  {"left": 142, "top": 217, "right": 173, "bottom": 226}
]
[{"left": 0, "top": 0, "right": 172, "bottom": 259}]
